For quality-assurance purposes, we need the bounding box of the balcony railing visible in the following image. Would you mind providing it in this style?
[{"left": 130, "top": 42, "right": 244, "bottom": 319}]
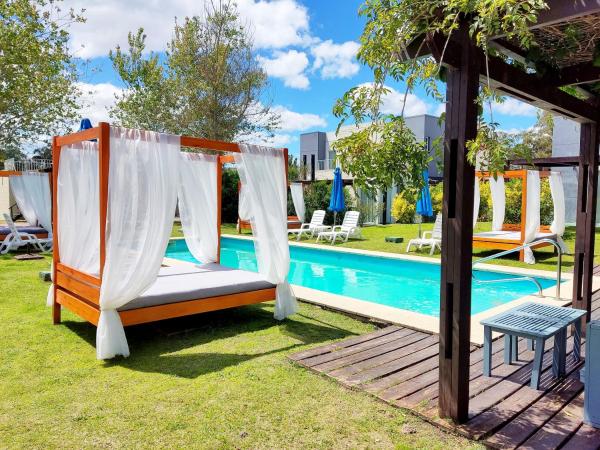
[{"left": 3, "top": 158, "right": 52, "bottom": 171}]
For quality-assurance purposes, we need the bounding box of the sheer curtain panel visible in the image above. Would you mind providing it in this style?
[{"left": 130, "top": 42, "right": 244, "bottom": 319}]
[
  {"left": 549, "top": 171, "right": 568, "bottom": 253},
  {"left": 523, "top": 170, "right": 541, "bottom": 264},
  {"left": 48, "top": 143, "right": 100, "bottom": 306},
  {"left": 489, "top": 175, "right": 505, "bottom": 231},
  {"left": 178, "top": 152, "right": 219, "bottom": 263},
  {"left": 290, "top": 183, "right": 305, "bottom": 222},
  {"left": 234, "top": 144, "right": 297, "bottom": 320},
  {"left": 97, "top": 128, "right": 180, "bottom": 359}
]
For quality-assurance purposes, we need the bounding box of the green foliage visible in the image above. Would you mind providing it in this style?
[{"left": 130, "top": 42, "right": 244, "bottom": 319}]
[
  {"left": 303, "top": 181, "right": 353, "bottom": 225},
  {"left": 0, "top": 0, "right": 82, "bottom": 160},
  {"left": 109, "top": 0, "right": 278, "bottom": 140},
  {"left": 391, "top": 193, "right": 415, "bottom": 224},
  {"left": 430, "top": 183, "right": 443, "bottom": 215},
  {"left": 503, "top": 178, "right": 553, "bottom": 225},
  {"left": 221, "top": 168, "right": 240, "bottom": 223},
  {"left": 334, "top": 0, "right": 551, "bottom": 180},
  {"left": 331, "top": 116, "right": 430, "bottom": 195}
]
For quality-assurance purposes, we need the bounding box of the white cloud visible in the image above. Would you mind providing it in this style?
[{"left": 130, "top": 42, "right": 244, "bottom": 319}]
[
  {"left": 492, "top": 97, "right": 538, "bottom": 117},
  {"left": 62, "top": 0, "right": 312, "bottom": 58},
  {"left": 257, "top": 50, "right": 310, "bottom": 89},
  {"left": 311, "top": 40, "right": 360, "bottom": 79},
  {"left": 357, "top": 83, "right": 429, "bottom": 116},
  {"left": 272, "top": 105, "right": 326, "bottom": 131},
  {"left": 75, "top": 82, "right": 122, "bottom": 125}
]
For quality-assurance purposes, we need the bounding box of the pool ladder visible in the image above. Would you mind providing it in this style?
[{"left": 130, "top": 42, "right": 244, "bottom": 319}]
[{"left": 471, "top": 238, "right": 563, "bottom": 299}]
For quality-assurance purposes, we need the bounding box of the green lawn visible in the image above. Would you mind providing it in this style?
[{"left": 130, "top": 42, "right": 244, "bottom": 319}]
[
  {"left": 202, "top": 221, "right": 599, "bottom": 273},
  {"left": 0, "top": 254, "right": 478, "bottom": 448}
]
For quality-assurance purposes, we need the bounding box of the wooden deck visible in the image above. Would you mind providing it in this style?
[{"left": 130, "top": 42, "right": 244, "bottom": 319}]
[{"left": 290, "top": 292, "right": 600, "bottom": 449}]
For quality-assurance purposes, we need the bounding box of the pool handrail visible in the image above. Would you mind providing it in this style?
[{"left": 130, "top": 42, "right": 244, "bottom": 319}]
[{"left": 472, "top": 238, "right": 563, "bottom": 299}]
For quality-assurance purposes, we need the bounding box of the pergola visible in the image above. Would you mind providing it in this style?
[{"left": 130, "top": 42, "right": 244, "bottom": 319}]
[{"left": 413, "top": 0, "right": 600, "bottom": 423}]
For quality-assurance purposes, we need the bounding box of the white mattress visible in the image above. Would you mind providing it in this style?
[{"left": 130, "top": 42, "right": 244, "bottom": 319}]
[
  {"left": 473, "top": 230, "right": 556, "bottom": 241},
  {"left": 119, "top": 263, "right": 275, "bottom": 311}
]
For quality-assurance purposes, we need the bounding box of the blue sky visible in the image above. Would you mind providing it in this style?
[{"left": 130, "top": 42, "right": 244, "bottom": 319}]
[{"left": 66, "top": 0, "right": 539, "bottom": 157}]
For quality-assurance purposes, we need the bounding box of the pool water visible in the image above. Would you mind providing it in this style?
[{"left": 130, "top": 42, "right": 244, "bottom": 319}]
[{"left": 165, "top": 237, "right": 559, "bottom": 317}]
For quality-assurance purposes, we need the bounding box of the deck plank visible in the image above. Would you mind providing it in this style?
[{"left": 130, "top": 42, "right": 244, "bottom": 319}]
[{"left": 288, "top": 291, "right": 600, "bottom": 449}]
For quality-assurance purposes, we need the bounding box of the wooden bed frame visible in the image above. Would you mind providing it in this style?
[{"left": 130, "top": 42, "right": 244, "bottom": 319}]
[
  {"left": 472, "top": 169, "right": 554, "bottom": 261},
  {"left": 236, "top": 181, "right": 301, "bottom": 233},
  {"left": 51, "top": 123, "right": 287, "bottom": 327},
  {"left": 0, "top": 169, "right": 51, "bottom": 239}
]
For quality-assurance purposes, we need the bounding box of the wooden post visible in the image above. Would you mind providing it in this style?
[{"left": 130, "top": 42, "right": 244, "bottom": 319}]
[
  {"left": 51, "top": 136, "right": 61, "bottom": 324},
  {"left": 98, "top": 122, "right": 110, "bottom": 279},
  {"left": 438, "top": 23, "right": 480, "bottom": 423},
  {"left": 572, "top": 122, "right": 599, "bottom": 325}
]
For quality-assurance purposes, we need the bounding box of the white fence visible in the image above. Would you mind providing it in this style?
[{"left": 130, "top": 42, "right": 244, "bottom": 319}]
[{"left": 3, "top": 158, "right": 52, "bottom": 171}]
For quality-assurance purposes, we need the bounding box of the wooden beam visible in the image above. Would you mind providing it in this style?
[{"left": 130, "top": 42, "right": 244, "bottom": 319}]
[
  {"left": 52, "top": 135, "right": 61, "bottom": 324},
  {"left": 573, "top": 122, "right": 599, "bottom": 326},
  {"left": 438, "top": 22, "right": 479, "bottom": 424},
  {"left": 532, "top": 0, "right": 600, "bottom": 30},
  {"left": 55, "top": 126, "right": 100, "bottom": 147},
  {"left": 509, "top": 156, "right": 580, "bottom": 167},
  {"left": 546, "top": 62, "right": 600, "bottom": 87},
  {"left": 428, "top": 35, "right": 598, "bottom": 123},
  {"left": 0, "top": 170, "right": 21, "bottom": 177}
]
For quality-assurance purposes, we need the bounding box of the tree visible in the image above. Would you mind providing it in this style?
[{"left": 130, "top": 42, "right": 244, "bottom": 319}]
[
  {"left": 110, "top": 0, "right": 278, "bottom": 141},
  {"left": 333, "top": 0, "right": 551, "bottom": 183},
  {"left": 513, "top": 110, "right": 554, "bottom": 159},
  {"left": 0, "top": 0, "right": 82, "bottom": 161}
]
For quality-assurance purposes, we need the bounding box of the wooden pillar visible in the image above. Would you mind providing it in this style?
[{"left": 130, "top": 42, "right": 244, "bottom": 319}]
[
  {"left": 572, "top": 122, "right": 599, "bottom": 324},
  {"left": 51, "top": 136, "right": 61, "bottom": 324},
  {"left": 438, "top": 23, "right": 480, "bottom": 423}
]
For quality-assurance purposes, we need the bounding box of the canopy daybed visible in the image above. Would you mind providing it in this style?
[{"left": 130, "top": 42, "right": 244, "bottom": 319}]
[
  {"left": 0, "top": 170, "right": 52, "bottom": 240},
  {"left": 472, "top": 169, "right": 567, "bottom": 263},
  {"left": 237, "top": 181, "right": 304, "bottom": 232},
  {"left": 49, "top": 122, "right": 297, "bottom": 359}
]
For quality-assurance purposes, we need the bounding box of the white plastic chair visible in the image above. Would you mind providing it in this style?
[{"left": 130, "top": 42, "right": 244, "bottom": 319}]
[
  {"left": 316, "top": 211, "right": 361, "bottom": 245},
  {"left": 288, "top": 209, "right": 330, "bottom": 241},
  {"left": 0, "top": 213, "right": 52, "bottom": 254},
  {"left": 406, "top": 213, "right": 442, "bottom": 255}
]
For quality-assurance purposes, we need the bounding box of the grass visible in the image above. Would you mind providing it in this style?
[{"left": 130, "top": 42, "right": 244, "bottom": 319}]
[
  {"left": 204, "top": 221, "right": 600, "bottom": 273},
  {"left": 0, "top": 254, "right": 479, "bottom": 448}
]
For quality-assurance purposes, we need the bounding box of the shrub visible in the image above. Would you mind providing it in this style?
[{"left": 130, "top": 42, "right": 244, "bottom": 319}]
[
  {"left": 303, "top": 180, "right": 353, "bottom": 225},
  {"left": 391, "top": 193, "right": 415, "bottom": 223},
  {"left": 221, "top": 169, "right": 240, "bottom": 223}
]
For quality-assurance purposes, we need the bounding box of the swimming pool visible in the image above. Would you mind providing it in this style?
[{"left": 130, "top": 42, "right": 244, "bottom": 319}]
[{"left": 165, "top": 237, "right": 559, "bottom": 317}]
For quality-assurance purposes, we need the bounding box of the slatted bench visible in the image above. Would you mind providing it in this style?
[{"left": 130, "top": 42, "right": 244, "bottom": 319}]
[{"left": 480, "top": 302, "right": 585, "bottom": 389}]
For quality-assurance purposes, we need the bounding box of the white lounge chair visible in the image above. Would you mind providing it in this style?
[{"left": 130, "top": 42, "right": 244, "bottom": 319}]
[
  {"left": 288, "top": 209, "right": 330, "bottom": 241},
  {"left": 0, "top": 213, "right": 52, "bottom": 254},
  {"left": 316, "top": 211, "right": 361, "bottom": 245},
  {"left": 406, "top": 213, "right": 442, "bottom": 255}
]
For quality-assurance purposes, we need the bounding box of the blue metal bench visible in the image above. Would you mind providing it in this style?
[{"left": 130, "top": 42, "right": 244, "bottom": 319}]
[{"left": 480, "top": 302, "right": 585, "bottom": 390}]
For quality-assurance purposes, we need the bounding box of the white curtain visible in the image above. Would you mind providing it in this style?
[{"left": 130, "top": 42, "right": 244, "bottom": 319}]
[
  {"left": 549, "top": 171, "right": 568, "bottom": 253},
  {"left": 178, "top": 152, "right": 219, "bottom": 263},
  {"left": 238, "top": 183, "right": 252, "bottom": 221},
  {"left": 48, "top": 143, "right": 100, "bottom": 306},
  {"left": 523, "top": 170, "right": 541, "bottom": 264},
  {"left": 10, "top": 173, "right": 51, "bottom": 231},
  {"left": 473, "top": 177, "right": 480, "bottom": 229},
  {"left": 489, "top": 175, "right": 505, "bottom": 231},
  {"left": 97, "top": 127, "right": 180, "bottom": 359},
  {"left": 234, "top": 144, "right": 297, "bottom": 320},
  {"left": 290, "top": 183, "right": 305, "bottom": 222}
]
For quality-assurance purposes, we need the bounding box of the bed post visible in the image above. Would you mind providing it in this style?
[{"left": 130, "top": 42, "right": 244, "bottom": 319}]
[
  {"left": 519, "top": 170, "right": 528, "bottom": 262},
  {"left": 51, "top": 136, "right": 61, "bottom": 324},
  {"left": 98, "top": 122, "right": 110, "bottom": 279},
  {"left": 216, "top": 156, "right": 223, "bottom": 263}
]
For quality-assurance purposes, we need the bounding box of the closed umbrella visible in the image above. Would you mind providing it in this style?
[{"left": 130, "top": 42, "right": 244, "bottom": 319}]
[
  {"left": 416, "top": 170, "right": 433, "bottom": 237},
  {"left": 328, "top": 167, "right": 345, "bottom": 225},
  {"left": 79, "top": 118, "right": 93, "bottom": 131}
]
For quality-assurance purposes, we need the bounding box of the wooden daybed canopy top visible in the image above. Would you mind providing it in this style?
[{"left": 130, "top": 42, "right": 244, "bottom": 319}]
[{"left": 51, "top": 123, "right": 287, "bottom": 329}]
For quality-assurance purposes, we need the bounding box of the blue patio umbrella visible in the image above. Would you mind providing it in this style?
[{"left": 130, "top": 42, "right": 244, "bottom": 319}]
[
  {"left": 79, "top": 118, "right": 93, "bottom": 131},
  {"left": 416, "top": 170, "right": 433, "bottom": 237},
  {"left": 328, "top": 167, "right": 345, "bottom": 225}
]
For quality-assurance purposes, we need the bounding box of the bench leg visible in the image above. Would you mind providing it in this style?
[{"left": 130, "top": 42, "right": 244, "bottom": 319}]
[
  {"left": 504, "top": 334, "right": 513, "bottom": 365},
  {"left": 552, "top": 329, "right": 567, "bottom": 378},
  {"left": 528, "top": 339, "right": 534, "bottom": 351},
  {"left": 512, "top": 335, "right": 518, "bottom": 362},
  {"left": 483, "top": 326, "right": 492, "bottom": 377},
  {"left": 574, "top": 318, "right": 582, "bottom": 363},
  {"left": 531, "top": 337, "right": 545, "bottom": 390}
]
